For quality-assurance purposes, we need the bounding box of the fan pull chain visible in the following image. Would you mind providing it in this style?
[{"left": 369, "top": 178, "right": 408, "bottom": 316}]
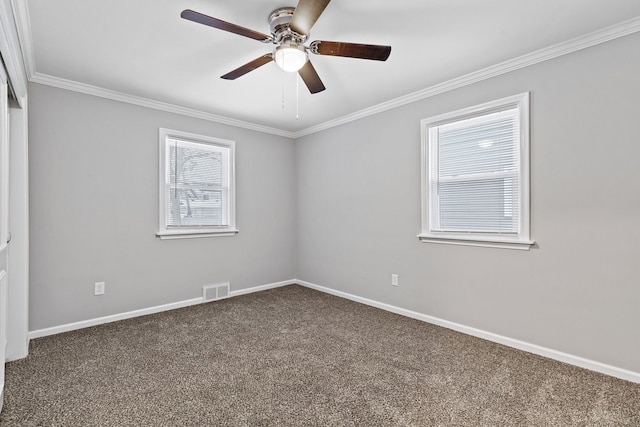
[
  {"left": 296, "top": 74, "right": 299, "bottom": 120},
  {"left": 281, "top": 68, "right": 285, "bottom": 110}
]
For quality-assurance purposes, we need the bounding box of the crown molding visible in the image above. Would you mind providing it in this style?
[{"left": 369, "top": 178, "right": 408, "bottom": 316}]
[
  {"left": 293, "top": 15, "right": 640, "bottom": 138},
  {"left": 13, "top": 0, "right": 294, "bottom": 138},
  {"left": 11, "top": 0, "right": 640, "bottom": 139},
  {"left": 30, "top": 73, "right": 297, "bottom": 138}
]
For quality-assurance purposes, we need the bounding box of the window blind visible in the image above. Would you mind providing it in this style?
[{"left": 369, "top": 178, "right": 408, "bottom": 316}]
[
  {"left": 429, "top": 108, "right": 520, "bottom": 234},
  {"left": 165, "top": 138, "right": 229, "bottom": 228}
]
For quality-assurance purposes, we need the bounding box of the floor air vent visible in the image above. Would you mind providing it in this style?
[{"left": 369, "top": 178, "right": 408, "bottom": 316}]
[{"left": 203, "top": 283, "right": 230, "bottom": 302}]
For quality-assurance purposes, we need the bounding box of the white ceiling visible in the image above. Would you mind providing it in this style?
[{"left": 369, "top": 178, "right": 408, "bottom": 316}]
[{"left": 22, "top": 0, "right": 640, "bottom": 133}]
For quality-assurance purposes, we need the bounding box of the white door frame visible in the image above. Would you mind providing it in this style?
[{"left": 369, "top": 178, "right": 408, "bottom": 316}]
[
  {"left": 0, "top": 0, "right": 30, "bottom": 366},
  {"left": 0, "top": 59, "right": 8, "bottom": 413}
]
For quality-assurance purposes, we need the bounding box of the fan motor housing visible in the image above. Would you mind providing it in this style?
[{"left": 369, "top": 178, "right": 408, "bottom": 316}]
[{"left": 268, "top": 7, "right": 308, "bottom": 43}]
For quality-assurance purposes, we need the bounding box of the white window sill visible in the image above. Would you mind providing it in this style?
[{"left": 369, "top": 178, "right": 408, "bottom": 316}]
[
  {"left": 418, "top": 234, "right": 534, "bottom": 251},
  {"left": 156, "top": 229, "right": 239, "bottom": 240}
]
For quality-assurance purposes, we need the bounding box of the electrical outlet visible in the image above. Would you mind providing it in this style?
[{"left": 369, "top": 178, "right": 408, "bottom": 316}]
[
  {"left": 94, "top": 282, "right": 105, "bottom": 296},
  {"left": 391, "top": 274, "right": 399, "bottom": 287}
]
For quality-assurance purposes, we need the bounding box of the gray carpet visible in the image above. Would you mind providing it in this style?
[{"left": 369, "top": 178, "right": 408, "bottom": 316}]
[{"left": 1, "top": 285, "right": 639, "bottom": 426}]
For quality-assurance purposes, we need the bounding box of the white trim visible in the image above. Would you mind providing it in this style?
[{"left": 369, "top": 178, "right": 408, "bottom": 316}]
[
  {"left": 0, "top": 270, "right": 7, "bottom": 405},
  {"left": 10, "top": 0, "right": 35, "bottom": 80},
  {"left": 158, "top": 128, "right": 237, "bottom": 238},
  {"left": 0, "top": 0, "right": 28, "bottom": 105},
  {"left": 29, "top": 73, "right": 297, "bottom": 139},
  {"left": 296, "top": 279, "right": 640, "bottom": 384},
  {"left": 28, "top": 297, "right": 203, "bottom": 339},
  {"left": 0, "top": 79, "right": 9, "bottom": 251},
  {"left": 230, "top": 279, "right": 296, "bottom": 298},
  {"left": 295, "top": 17, "right": 640, "bottom": 138},
  {"left": 420, "top": 92, "right": 531, "bottom": 250},
  {"left": 420, "top": 92, "right": 527, "bottom": 127},
  {"left": 6, "top": 99, "right": 29, "bottom": 362},
  {"left": 417, "top": 235, "right": 534, "bottom": 250},
  {"left": 28, "top": 279, "right": 296, "bottom": 339},
  {"left": 156, "top": 230, "right": 239, "bottom": 240}
]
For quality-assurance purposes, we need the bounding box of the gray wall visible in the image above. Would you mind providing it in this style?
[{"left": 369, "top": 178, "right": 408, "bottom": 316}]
[
  {"left": 28, "top": 32, "right": 640, "bottom": 374},
  {"left": 29, "top": 83, "right": 297, "bottom": 330},
  {"left": 296, "top": 32, "right": 640, "bottom": 373}
]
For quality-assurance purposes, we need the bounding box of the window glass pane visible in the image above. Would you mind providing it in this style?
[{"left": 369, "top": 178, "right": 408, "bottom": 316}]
[
  {"left": 166, "top": 139, "right": 228, "bottom": 227},
  {"left": 438, "top": 178, "right": 517, "bottom": 232},
  {"left": 438, "top": 109, "right": 518, "bottom": 177},
  {"left": 167, "top": 188, "right": 228, "bottom": 227},
  {"left": 430, "top": 107, "right": 520, "bottom": 234}
]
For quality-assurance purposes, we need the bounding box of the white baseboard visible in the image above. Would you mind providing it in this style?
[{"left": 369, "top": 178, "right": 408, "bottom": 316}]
[
  {"left": 230, "top": 279, "right": 296, "bottom": 298},
  {"left": 28, "top": 279, "right": 296, "bottom": 340},
  {"left": 27, "top": 278, "right": 639, "bottom": 384},
  {"left": 296, "top": 279, "right": 640, "bottom": 384},
  {"left": 28, "top": 297, "right": 203, "bottom": 339},
  {"left": 5, "top": 345, "right": 29, "bottom": 362}
]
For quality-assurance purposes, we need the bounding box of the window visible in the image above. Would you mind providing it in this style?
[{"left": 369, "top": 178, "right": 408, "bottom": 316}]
[
  {"left": 157, "top": 128, "right": 237, "bottom": 239},
  {"left": 419, "top": 93, "right": 533, "bottom": 250}
]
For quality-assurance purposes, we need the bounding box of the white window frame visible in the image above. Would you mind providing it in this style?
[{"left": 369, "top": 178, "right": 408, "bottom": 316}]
[
  {"left": 157, "top": 128, "right": 237, "bottom": 240},
  {"left": 419, "top": 92, "right": 533, "bottom": 250},
  {"left": 0, "top": 67, "right": 9, "bottom": 253}
]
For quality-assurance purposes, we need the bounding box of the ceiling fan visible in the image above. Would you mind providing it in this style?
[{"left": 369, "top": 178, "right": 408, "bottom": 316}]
[{"left": 181, "top": 0, "right": 391, "bottom": 94}]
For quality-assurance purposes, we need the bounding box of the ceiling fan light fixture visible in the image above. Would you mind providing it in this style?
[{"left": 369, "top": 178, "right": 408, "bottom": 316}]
[
  {"left": 181, "top": 2, "right": 392, "bottom": 94},
  {"left": 274, "top": 44, "right": 308, "bottom": 72}
]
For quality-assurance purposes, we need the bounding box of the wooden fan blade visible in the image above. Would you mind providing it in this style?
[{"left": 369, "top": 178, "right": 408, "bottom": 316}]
[
  {"left": 221, "top": 54, "right": 274, "bottom": 80},
  {"left": 289, "top": 0, "right": 331, "bottom": 36},
  {"left": 181, "top": 9, "right": 272, "bottom": 42},
  {"left": 298, "top": 60, "right": 326, "bottom": 94},
  {"left": 310, "top": 41, "right": 391, "bottom": 61}
]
